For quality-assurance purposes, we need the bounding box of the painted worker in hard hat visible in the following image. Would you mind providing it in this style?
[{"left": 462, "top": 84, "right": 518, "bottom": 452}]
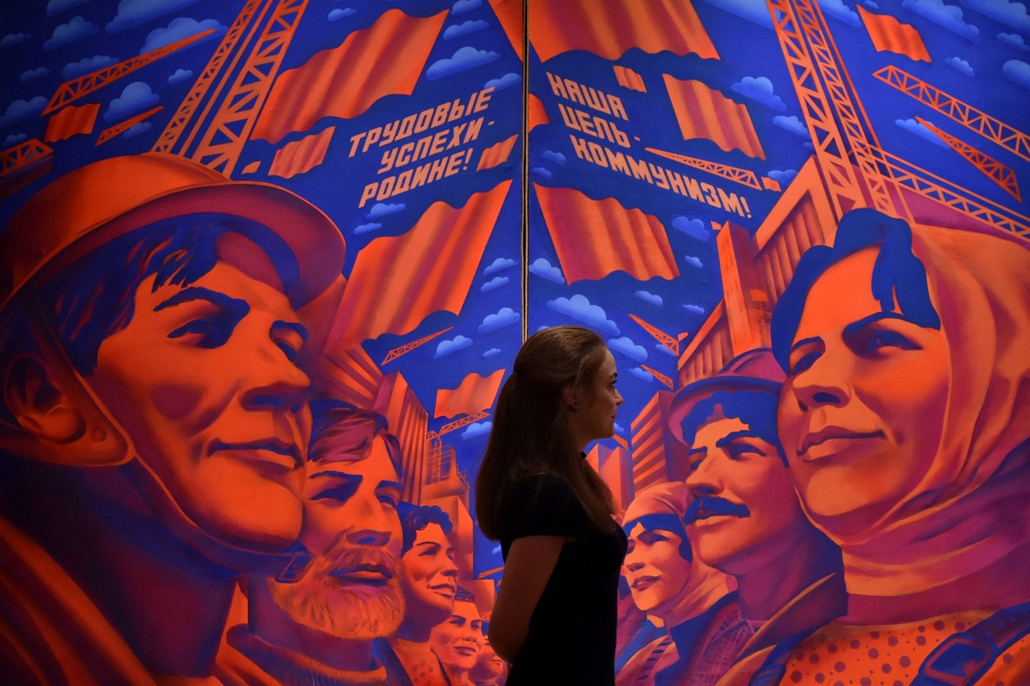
[
  {"left": 0, "top": 152, "right": 346, "bottom": 684},
  {"left": 669, "top": 349, "right": 844, "bottom": 686}
]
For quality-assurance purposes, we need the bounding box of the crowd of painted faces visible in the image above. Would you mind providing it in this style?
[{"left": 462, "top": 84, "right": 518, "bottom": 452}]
[
  {"left": 613, "top": 210, "right": 1030, "bottom": 686},
  {"left": 0, "top": 154, "right": 1028, "bottom": 686},
  {"left": 0, "top": 155, "right": 506, "bottom": 686}
]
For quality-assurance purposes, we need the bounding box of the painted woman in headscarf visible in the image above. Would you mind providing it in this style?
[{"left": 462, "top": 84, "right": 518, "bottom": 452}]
[
  {"left": 617, "top": 482, "right": 738, "bottom": 686},
  {"left": 727, "top": 209, "right": 1030, "bottom": 686}
]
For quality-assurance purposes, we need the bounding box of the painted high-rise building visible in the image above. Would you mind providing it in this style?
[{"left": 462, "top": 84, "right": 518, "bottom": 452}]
[{"left": 629, "top": 390, "right": 687, "bottom": 496}]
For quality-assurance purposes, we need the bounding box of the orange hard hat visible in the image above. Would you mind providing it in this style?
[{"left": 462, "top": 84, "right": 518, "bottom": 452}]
[
  {"left": 0, "top": 152, "right": 346, "bottom": 314},
  {"left": 0, "top": 155, "right": 347, "bottom": 575}
]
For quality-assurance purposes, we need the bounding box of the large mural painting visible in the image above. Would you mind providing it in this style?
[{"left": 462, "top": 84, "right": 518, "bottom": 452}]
[{"left": 0, "top": 0, "right": 1027, "bottom": 685}]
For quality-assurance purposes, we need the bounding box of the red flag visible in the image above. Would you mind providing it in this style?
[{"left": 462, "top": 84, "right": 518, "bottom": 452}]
[
  {"left": 529, "top": 94, "right": 549, "bottom": 132},
  {"left": 664, "top": 75, "right": 765, "bottom": 159},
  {"left": 477, "top": 134, "right": 518, "bottom": 171},
  {"left": 534, "top": 184, "right": 679, "bottom": 283},
  {"left": 252, "top": 9, "right": 447, "bottom": 144},
  {"left": 531, "top": 0, "right": 718, "bottom": 63},
  {"left": 435, "top": 369, "right": 505, "bottom": 419},
  {"left": 858, "top": 7, "right": 931, "bottom": 62},
  {"left": 269, "top": 127, "right": 334, "bottom": 179},
  {"left": 329, "top": 180, "right": 512, "bottom": 348},
  {"left": 44, "top": 103, "right": 99, "bottom": 142},
  {"left": 488, "top": 0, "right": 524, "bottom": 61},
  {"left": 614, "top": 66, "right": 647, "bottom": 93}
]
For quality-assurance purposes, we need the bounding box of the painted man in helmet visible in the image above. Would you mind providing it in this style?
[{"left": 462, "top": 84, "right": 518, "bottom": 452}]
[
  {"left": 670, "top": 348, "right": 845, "bottom": 685},
  {"left": 0, "top": 153, "right": 346, "bottom": 683}
]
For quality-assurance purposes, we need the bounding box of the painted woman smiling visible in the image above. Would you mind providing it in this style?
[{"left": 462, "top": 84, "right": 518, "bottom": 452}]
[
  {"left": 751, "top": 208, "right": 1030, "bottom": 685},
  {"left": 775, "top": 239, "right": 950, "bottom": 543}
]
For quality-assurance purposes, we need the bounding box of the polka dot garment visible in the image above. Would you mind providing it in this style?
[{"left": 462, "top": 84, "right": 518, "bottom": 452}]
[{"left": 779, "top": 610, "right": 1029, "bottom": 686}]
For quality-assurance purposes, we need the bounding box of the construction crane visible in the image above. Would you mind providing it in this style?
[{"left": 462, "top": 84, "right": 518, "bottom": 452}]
[
  {"left": 96, "top": 106, "right": 163, "bottom": 146},
  {"left": 629, "top": 314, "right": 679, "bottom": 357},
  {"left": 767, "top": 0, "right": 910, "bottom": 221},
  {"left": 425, "top": 410, "right": 491, "bottom": 486},
  {"left": 0, "top": 139, "right": 54, "bottom": 197},
  {"left": 190, "top": 0, "right": 309, "bottom": 176},
  {"left": 44, "top": 30, "right": 214, "bottom": 115},
  {"left": 874, "top": 66, "right": 1030, "bottom": 163},
  {"left": 152, "top": 0, "right": 267, "bottom": 155},
  {"left": 426, "top": 410, "right": 490, "bottom": 441},
  {"left": 645, "top": 147, "right": 763, "bottom": 190},
  {"left": 382, "top": 327, "right": 454, "bottom": 365},
  {"left": 878, "top": 148, "right": 1030, "bottom": 240},
  {"left": 641, "top": 364, "right": 675, "bottom": 390},
  {"left": 768, "top": 0, "right": 1030, "bottom": 244},
  {"left": 916, "top": 117, "right": 1020, "bottom": 201}
]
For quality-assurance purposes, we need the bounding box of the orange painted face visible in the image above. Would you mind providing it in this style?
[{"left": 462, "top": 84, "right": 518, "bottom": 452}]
[
  {"left": 778, "top": 247, "right": 949, "bottom": 538},
  {"left": 269, "top": 427, "right": 404, "bottom": 640},
  {"left": 431, "top": 599, "right": 483, "bottom": 672},
  {"left": 686, "top": 414, "right": 802, "bottom": 575},
  {"left": 623, "top": 521, "right": 692, "bottom": 615},
  {"left": 473, "top": 638, "right": 506, "bottom": 681},
  {"left": 399, "top": 522, "right": 458, "bottom": 617},
  {"left": 89, "top": 236, "right": 312, "bottom": 551},
  {"left": 302, "top": 432, "right": 403, "bottom": 561}
]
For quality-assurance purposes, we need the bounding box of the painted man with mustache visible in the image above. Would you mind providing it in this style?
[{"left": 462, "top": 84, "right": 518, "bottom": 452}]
[
  {"left": 222, "top": 401, "right": 405, "bottom": 685},
  {"left": 670, "top": 349, "right": 845, "bottom": 685},
  {"left": 617, "top": 482, "right": 738, "bottom": 686}
]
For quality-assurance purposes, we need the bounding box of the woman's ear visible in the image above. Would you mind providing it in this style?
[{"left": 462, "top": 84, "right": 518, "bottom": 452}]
[
  {"left": 4, "top": 353, "right": 86, "bottom": 444},
  {"left": 561, "top": 384, "right": 579, "bottom": 411}
]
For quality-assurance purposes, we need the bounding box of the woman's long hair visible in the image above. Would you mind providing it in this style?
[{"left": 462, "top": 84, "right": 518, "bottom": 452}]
[{"left": 476, "top": 326, "right": 617, "bottom": 539}]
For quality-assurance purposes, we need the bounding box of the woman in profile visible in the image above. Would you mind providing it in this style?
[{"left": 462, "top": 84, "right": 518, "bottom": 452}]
[{"left": 476, "top": 326, "right": 627, "bottom": 685}]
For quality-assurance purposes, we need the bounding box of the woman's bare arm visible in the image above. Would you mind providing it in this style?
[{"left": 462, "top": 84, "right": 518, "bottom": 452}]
[{"left": 487, "top": 535, "right": 568, "bottom": 664}]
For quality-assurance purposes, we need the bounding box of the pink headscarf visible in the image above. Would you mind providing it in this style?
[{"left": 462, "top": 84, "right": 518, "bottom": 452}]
[{"left": 831, "top": 224, "right": 1030, "bottom": 597}]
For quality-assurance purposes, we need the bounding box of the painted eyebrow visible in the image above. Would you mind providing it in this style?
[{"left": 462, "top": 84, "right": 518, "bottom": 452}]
[
  {"left": 273, "top": 320, "right": 309, "bottom": 341},
  {"left": 841, "top": 311, "right": 918, "bottom": 338},
  {"left": 788, "top": 335, "right": 822, "bottom": 358},
  {"left": 313, "top": 449, "right": 367, "bottom": 463},
  {"left": 309, "top": 470, "right": 361, "bottom": 481},
  {"left": 155, "top": 286, "right": 248, "bottom": 313},
  {"left": 378, "top": 480, "right": 404, "bottom": 493},
  {"left": 715, "top": 429, "right": 760, "bottom": 448}
]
